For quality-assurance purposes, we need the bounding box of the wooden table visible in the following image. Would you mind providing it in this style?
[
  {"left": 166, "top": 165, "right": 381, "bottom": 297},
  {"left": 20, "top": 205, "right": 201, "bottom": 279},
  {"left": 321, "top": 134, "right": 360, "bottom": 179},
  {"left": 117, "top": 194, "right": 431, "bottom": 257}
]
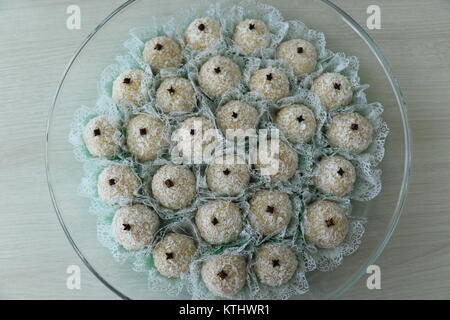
[{"left": 1, "top": 0, "right": 449, "bottom": 299}]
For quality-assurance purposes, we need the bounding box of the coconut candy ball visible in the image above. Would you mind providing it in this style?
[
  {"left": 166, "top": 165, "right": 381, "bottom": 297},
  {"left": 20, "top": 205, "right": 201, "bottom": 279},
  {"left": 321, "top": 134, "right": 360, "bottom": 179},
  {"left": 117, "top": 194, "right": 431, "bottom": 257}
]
[
  {"left": 143, "top": 37, "right": 183, "bottom": 73},
  {"left": 275, "top": 104, "right": 317, "bottom": 144},
  {"left": 254, "top": 243, "right": 298, "bottom": 287},
  {"left": 83, "top": 115, "right": 121, "bottom": 158},
  {"left": 250, "top": 67, "right": 290, "bottom": 102},
  {"left": 198, "top": 55, "right": 242, "bottom": 99},
  {"left": 97, "top": 164, "right": 141, "bottom": 205},
  {"left": 172, "top": 116, "right": 217, "bottom": 163},
  {"left": 201, "top": 254, "right": 247, "bottom": 298},
  {"left": 252, "top": 139, "right": 298, "bottom": 182},
  {"left": 327, "top": 112, "right": 373, "bottom": 154},
  {"left": 111, "top": 204, "right": 159, "bottom": 251},
  {"left": 314, "top": 155, "right": 356, "bottom": 197},
  {"left": 206, "top": 154, "right": 250, "bottom": 196},
  {"left": 153, "top": 233, "right": 197, "bottom": 278},
  {"left": 233, "top": 19, "right": 271, "bottom": 56},
  {"left": 126, "top": 114, "right": 168, "bottom": 162},
  {"left": 195, "top": 200, "right": 243, "bottom": 245},
  {"left": 216, "top": 100, "right": 259, "bottom": 139},
  {"left": 249, "top": 190, "right": 293, "bottom": 236},
  {"left": 112, "top": 69, "right": 149, "bottom": 107},
  {"left": 311, "top": 72, "right": 353, "bottom": 111},
  {"left": 184, "top": 17, "right": 222, "bottom": 51},
  {"left": 276, "top": 39, "right": 317, "bottom": 76},
  {"left": 156, "top": 77, "right": 196, "bottom": 114},
  {"left": 304, "top": 200, "right": 349, "bottom": 248},
  {"left": 151, "top": 164, "right": 197, "bottom": 210}
]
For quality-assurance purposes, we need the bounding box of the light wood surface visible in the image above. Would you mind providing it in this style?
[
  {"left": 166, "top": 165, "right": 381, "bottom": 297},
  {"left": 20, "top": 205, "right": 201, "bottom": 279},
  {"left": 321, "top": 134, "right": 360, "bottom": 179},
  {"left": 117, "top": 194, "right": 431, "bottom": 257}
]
[{"left": 1, "top": 0, "right": 449, "bottom": 299}]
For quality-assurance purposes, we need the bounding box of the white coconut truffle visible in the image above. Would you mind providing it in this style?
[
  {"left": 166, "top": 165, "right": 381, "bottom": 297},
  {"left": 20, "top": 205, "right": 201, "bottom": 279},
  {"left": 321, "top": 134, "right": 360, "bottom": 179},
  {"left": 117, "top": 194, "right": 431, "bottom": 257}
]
[
  {"left": 151, "top": 164, "right": 197, "bottom": 210},
  {"left": 201, "top": 254, "right": 247, "bottom": 298},
  {"left": 172, "top": 117, "right": 217, "bottom": 163},
  {"left": 250, "top": 67, "right": 290, "bottom": 102},
  {"left": 276, "top": 39, "right": 317, "bottom": 76},
  {"left": 198, "top": 56, "right": 242, "bottom": 99},
  {"left": 304, "top": 200, "right": 349, "bottom": 248},
  {"left": 143, "top": 37, "right": 183, "bottom": 73},
  {"left": 254, "top": 243, "right": 298, "bottom": 287},
  {"left": 126, "top": 114, "right": 168, "bottom": 162},
  {"left": 112, "top": 69, "right": 149, "bottom": 107},
  {"left": 153, "top": 233, "right": 197, "bottom": 278},
  {"left": 98, "top": 165, "right": 141, "bottom": 205},
  {"left": 327, "top": 112, "right": 373, "bottom": 154},
  {"left": 249, "top": 190, "right": 293, "bottom": 236},
  {"left": 156, "top": 77, "right": 196, "bottom": 114},
  {"left": 216, "top": 100, "right": 259, "bottom": 139},
  {"left": 111, "top": 204, "right": 159, "bottom": 251},
  {"left": 311, "top": 73, "right": 353, "bottom": 111},
  {"left": 233, "top": 19, "right": 271, "bottom": 56},
  {"left": 195, "top": 200, "right": 243, "bottom": 245},
  {"left": 206, "top": 155, "right": 250, "bottom": 196},
  {"left": 275, "top": 104, "right": 317, "bottom": 144},
  {"left": 184, "top": 18, "right": 222, "bottom": 51},
  {"left": 252, "top": 139, "right": 298, "bottom": 182},
  {"left": 314, "top": 156, "right": 356, "bottom": 197},
  {"left": 83, "top": 116, "right": 121, "bottom": 158}
]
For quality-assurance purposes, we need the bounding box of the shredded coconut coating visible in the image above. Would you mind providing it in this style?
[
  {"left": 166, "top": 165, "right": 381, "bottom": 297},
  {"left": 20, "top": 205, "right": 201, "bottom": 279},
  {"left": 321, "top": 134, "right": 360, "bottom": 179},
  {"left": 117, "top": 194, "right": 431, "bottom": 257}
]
[
  {"left": 126, "top": 114, "right": 168, "bottom": 162},
  {"left": 327, "top": 112, "right": 373, "bottom": 154},
  {"left": 232, "top": 19, "right": 271, "bottom": 56},
  {"left": 97, "top": 165, "right": 141, "bottom": 205},
  {"left": 252, "top": 139, "right": 298, "bottom": 182},
  {"left": 111, "top": 204, "right": 159, "bottom": 251},
  {"left": 195, "top": 200, "right": 243, "bottom": 245},
  {"left": 216, "top": 100, "right": 259, "bottom": 139},
  {"left": 311, "top": 72, "right": 353, "bottom": 111},
  {"left": 112, "top": 69, "right": 149, "bottom": 107},
  {"left": 201, "top": 254, "right": 247, "bottom": 298},
  {"left": 254, "top": 243, "right": 298, "bottom": 287},
  {"left": 184, "top": 17, "right": 222, "bottom": 51},
  {"left": 275, "top": 104, "right": 316, "bottom": 144},
  {"left": 143, "top": 36, "right": 183, "bottom": 73},
  {"left": 314, "top": 155, "right": 356, "bottom": 197},
  {"left": 83, "top": 115, "right": 121, "bottom": 158},
  {"left": 156, "top": 77, "right": 196, "bottom": 114},
  {"left": 276, "top": 39, "right": 317, "bottom": 76},
  {"left": 151, "top": 164, "right": 197, "bottom": 210},
  {"left": 172, "top": 116, "right": 217, "bottom": 163},
  {"left": 206, "top": 155, "right": 250, "bottom": 196},
  {"left": 250, "top": 67, "right": 290, "bottom": 102},
  {"left": 198, "top": 55, "right": 242, "bottom": 99},
  {"left": 304, "top": 200, "right": 349, "bottom": 248},
  {"left": 249, "top": 190, "right": 293, "bottom": 236},
  {"left": 153, "top": 233, "right": 197, "bottom": 278}
]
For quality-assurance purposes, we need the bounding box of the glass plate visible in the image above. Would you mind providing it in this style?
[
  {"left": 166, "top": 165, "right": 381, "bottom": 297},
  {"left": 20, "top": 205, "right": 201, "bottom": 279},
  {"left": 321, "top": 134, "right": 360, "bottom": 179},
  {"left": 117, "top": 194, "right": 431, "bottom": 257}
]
[{"left": 46, "top": 0, "right": 411, "bottom": 299}]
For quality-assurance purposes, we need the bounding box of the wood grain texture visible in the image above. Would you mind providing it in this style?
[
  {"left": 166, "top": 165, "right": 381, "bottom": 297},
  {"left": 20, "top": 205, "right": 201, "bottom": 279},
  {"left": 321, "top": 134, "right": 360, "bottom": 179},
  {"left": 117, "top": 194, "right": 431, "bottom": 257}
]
[{"left": 0, "top": 0, "right": 449, "bottom": 299}]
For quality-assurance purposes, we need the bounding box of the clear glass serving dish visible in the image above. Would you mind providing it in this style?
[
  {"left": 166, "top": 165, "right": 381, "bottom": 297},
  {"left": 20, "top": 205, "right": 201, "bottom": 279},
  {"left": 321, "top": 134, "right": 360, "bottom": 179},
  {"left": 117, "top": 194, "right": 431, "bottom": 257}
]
[{"left": 46, "top": 0, "right": 411, "bottom": 299}]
